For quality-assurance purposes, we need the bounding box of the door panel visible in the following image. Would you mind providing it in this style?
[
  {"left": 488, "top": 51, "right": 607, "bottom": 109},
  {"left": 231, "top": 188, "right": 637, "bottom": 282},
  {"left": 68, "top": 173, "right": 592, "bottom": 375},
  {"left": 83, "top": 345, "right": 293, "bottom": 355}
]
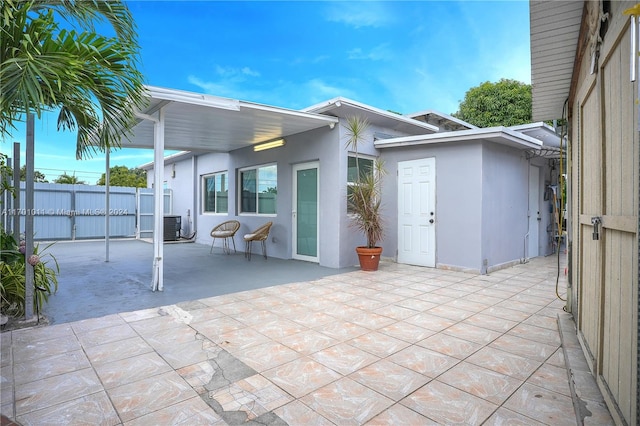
[
  {"left": 292, "top": 162, "right": 319, "bottom": 262},
  {"left": 397, "top": 158, "right": 435, "bottom": 267}
]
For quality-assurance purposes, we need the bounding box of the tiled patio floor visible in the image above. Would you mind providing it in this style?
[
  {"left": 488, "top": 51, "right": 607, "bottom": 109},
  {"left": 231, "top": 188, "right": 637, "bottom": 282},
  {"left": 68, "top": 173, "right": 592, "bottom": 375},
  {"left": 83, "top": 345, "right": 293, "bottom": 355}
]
[{"left": 1, "top": 255, "right": 614, "bottom": 425}]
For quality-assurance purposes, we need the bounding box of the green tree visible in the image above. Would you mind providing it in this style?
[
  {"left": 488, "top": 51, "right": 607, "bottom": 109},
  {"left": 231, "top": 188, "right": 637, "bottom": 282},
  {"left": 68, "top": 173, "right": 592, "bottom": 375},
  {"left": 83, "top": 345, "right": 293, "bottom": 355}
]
[
  {"left": 1, "top": 0, "right": 146, "bottom": 158},
  {"left": 97, "top": 165, "right": 146, "bottom": 187},
  {"left": 453, "top": 79, "right": 532, "bottom": 127},
  {"left": 54, "top": 173, "right": 85, "bottom": 184},
  {"left": 19, "top": 165, "right": 47, "bottom": 182}
]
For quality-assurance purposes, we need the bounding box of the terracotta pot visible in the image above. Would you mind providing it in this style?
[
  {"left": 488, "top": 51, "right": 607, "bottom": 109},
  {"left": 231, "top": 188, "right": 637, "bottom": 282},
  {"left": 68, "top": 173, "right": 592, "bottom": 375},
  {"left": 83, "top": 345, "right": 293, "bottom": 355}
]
[{"left": 355, "top": 246, "right": 383, "bottom": 271}]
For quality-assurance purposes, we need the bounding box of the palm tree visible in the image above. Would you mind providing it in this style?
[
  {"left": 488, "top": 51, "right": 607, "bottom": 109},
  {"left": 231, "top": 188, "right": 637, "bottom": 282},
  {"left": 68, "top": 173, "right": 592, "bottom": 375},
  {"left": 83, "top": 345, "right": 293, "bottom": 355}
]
[
  {"left": 0, "top": 0, "right": 146, "bottom": 319},
  {"left": 0, "top": 0, "right": 146, "bottom": 158}
]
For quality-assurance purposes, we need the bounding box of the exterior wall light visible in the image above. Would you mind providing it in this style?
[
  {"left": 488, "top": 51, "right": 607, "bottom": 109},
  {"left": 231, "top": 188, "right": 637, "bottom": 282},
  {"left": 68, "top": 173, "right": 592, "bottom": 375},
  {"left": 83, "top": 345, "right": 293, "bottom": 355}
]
[{"left": 254, "top": 139, "right": 285, "bottom": 151}]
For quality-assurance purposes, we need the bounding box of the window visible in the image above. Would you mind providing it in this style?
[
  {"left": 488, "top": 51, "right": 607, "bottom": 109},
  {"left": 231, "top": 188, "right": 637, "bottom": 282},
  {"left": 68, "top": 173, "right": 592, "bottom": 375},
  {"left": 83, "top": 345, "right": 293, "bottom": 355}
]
[
  {"left": 347, "top": 155, "right": 374, "bottom": 214},
  {"left": 202, "top": 172, "right": 228, "bottom": 213},
  {"left": 240, "top": 164, "right": 277, "bottom": 214}
]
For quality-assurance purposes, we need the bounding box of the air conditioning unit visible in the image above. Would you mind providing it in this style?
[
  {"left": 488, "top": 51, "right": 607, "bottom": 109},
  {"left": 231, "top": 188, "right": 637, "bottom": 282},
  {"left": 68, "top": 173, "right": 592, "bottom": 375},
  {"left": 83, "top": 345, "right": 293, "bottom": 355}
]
[{"left": 163, "top": 215, "right": 181, "bottom": 241}]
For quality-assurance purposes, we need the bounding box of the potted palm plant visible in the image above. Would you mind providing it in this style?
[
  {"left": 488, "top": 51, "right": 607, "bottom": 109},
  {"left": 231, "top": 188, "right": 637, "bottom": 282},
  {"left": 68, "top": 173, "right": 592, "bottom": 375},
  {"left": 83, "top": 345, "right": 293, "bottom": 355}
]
[{"left": 344, "top": 116, "right": 386, "bottom": 271}]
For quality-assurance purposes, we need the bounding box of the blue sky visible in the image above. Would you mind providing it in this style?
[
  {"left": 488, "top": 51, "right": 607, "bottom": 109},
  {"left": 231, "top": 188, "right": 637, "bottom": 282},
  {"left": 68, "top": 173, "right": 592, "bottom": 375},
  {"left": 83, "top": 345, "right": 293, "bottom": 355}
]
[{"left": 3, "top": 0, "right": 531, "bottom": 184}]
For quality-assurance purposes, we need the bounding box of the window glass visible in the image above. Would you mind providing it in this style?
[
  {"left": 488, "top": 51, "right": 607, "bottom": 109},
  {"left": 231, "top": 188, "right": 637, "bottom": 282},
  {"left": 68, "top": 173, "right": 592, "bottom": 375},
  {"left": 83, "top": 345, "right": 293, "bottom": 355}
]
[
  {"left": 203, "top": 172, "right": 228, "bottom": 213},
  {"left": 347, "top": 156, "right": 374, "bottom": 213},
  {"left": 240, "top": 165, "right": 277, "bottom": 214}
]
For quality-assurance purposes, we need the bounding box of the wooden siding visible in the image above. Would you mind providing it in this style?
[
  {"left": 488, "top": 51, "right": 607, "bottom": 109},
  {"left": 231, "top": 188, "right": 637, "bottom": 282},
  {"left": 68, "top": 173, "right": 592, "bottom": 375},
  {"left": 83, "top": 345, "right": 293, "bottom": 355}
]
[{"left": 570, "top": 3, "right": 638, "bottom": 423}]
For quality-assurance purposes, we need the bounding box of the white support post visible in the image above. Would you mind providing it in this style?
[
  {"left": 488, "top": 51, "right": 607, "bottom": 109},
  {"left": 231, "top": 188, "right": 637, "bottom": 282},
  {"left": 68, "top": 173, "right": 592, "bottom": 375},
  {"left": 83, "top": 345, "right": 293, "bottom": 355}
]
[
  {"left": 105, "top": 149, "right": 110, "bottom": 262},
  {"left": 151, "top": 107, "right": 165, "bottom": 291}
]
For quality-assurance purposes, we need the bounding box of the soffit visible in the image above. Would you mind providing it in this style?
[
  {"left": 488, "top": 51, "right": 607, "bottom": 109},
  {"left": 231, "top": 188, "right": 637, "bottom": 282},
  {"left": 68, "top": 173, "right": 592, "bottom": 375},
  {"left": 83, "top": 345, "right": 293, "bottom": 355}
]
[
  {"left": 122, "top": 86, "right": 339, "bottom": 152},
  {"left": 530, "top": 1, "right": 584, "bottom": 121}
]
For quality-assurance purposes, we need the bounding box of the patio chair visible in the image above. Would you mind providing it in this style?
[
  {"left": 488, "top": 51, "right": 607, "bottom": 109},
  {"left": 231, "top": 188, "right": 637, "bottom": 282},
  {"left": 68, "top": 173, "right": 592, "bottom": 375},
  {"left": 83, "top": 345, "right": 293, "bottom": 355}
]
[
  {"left": 243, "top": 221, "right": 273, "bottom": 260},
  {"left": 210, "top": 220, "right": 241, "bottom": 254}
]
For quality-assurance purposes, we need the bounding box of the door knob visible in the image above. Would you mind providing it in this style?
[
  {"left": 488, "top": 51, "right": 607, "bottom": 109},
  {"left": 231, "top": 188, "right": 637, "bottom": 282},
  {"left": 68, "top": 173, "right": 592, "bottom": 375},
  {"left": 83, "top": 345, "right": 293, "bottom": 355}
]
[{"left": 429, "top": 219, "right": 434, "bottom": 224}]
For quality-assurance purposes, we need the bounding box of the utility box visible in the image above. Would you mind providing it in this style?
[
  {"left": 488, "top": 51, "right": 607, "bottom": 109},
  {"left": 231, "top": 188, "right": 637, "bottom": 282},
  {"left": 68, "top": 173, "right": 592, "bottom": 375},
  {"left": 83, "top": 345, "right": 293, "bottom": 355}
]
[{"left": 163, "top": 215, "right": 181, "bottom": 241}]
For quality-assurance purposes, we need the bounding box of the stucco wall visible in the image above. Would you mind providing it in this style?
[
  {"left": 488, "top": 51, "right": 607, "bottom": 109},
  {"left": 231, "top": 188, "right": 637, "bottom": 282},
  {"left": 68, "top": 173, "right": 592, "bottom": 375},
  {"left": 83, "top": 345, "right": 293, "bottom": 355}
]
[
  {"left": 379, "top": 142, "right": 483, "bottom": 272},
  {"left": 480, "top": 142, "right": 529, "bottom": 271}
]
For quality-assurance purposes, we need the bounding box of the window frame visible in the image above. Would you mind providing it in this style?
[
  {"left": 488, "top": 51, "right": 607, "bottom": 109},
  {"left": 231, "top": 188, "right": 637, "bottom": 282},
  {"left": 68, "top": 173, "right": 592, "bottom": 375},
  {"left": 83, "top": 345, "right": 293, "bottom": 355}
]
[
  {"left": 347, "top": 154, "right": 376, "bottom": 215},
  {"left": 238, "top": 163, "right": 278, "bottom": 216},
  {"left": 201, "top": 171, "right": 229, "bottom": 214}
]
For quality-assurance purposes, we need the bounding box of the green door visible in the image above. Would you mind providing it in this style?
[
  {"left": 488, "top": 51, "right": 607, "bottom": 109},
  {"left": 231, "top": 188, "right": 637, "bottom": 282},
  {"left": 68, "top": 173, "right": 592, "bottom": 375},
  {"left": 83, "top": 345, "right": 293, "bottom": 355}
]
[{"left": 293, "top": 162, "right": 319, "bottom": 261}]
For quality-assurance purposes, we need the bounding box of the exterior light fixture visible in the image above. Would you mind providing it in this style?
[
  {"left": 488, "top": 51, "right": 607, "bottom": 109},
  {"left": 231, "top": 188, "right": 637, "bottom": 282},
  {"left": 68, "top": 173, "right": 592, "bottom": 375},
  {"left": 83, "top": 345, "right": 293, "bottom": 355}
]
[{"left": 254, "top": 139, "right": 285, "bottom": 152}]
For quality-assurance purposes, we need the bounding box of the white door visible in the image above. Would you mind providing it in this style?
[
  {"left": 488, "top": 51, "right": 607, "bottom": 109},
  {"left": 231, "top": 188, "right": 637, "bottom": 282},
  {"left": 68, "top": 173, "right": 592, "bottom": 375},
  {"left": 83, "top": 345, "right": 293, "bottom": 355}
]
[
  {"left": 397, "top": 158, "right": 436, "bottom": 267},
  {"left": 292, "top": 162, "right": 319, "bottom": 262},
  {"left": 528, "top": 165, "right": 540, "bottom": 258}
]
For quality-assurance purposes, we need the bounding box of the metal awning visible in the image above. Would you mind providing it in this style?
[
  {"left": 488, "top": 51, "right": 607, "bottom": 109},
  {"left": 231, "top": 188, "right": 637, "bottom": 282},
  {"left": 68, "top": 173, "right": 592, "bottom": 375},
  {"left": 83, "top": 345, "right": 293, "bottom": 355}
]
[
  {"left": 123, "top": 86, "right": 339, "bottom": 152},
  {"left": 114, "top": 85, "right": 338, "bottom": 291},
  {"left": 529, "top": 1, "right": 584, "bottom": 122}
]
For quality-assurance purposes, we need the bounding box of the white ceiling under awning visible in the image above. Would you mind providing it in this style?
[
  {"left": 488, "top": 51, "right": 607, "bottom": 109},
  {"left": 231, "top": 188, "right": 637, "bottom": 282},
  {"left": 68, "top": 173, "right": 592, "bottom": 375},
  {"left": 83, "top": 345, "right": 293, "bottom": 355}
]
[
  {"left": 122, "top": 86, "right": 339, "bottom": 152},
  {"left": 529, "top": 1, "right": 584, "bottom": 122}
]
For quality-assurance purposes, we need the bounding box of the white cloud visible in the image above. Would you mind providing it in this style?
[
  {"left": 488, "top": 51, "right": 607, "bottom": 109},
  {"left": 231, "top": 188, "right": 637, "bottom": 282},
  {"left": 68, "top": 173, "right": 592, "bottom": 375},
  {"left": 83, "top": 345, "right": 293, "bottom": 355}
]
[
  {"left": 347, "top": 43, "right": 392, "bottom": 61},
  {"left": 325, "top": 2, "right": 394, "bottom": 28}
]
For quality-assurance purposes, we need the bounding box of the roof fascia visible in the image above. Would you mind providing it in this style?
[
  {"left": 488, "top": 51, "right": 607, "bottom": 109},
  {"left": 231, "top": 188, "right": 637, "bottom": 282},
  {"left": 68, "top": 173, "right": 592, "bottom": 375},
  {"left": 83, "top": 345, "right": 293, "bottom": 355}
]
[
  {"left": 406, "top": 109, "right": 478, "bottom": 130},
  {"left": 375, "top": 126, "right": 543, "bottom": 150},
  {"left": 303, "top": 97, "right": 438, "bottom": 132}
]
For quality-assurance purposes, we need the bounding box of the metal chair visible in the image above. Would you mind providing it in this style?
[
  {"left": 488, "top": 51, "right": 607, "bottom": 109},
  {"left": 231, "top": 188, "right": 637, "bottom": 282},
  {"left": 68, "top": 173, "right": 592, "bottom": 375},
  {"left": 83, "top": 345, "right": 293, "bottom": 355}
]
[
  {"left": 210, "top": 220, "right": 241, "bottom": 254},
  {"left": 243, "top": 221, "right": 273, "bottom": 260}
]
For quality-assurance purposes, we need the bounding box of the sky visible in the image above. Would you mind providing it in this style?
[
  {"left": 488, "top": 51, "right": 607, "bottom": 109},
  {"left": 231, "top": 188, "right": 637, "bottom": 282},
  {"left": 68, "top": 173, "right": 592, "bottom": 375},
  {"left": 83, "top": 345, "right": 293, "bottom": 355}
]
[{"left": 3, "top": 0, "right": 532, "bottom": 184}]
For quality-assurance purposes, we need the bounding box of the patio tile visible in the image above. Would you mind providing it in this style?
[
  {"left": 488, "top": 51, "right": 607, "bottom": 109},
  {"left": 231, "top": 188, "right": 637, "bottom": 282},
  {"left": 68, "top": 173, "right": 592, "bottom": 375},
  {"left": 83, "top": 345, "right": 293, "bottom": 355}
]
[
  {"left": 314, "top": 320, "right": 370, "bottom": 341},
  {"left": 83, "top": 336, "right": 152, "bottom": 365},
  {"left": 279, "top": 329, "right": 339, "bottom": 355},
  {"left": 467, "top": 346, "right": 542, "bottom": 380},
  {"left": 404, "top": 312, "right": 457, "bottom": 332},
  {"left": 154, "top": 339, "right": 212, "bottom": 370},
  {"left": 285, "top": 310, "right": 336, "bottom": 328},
  {"left": 93, "top": 351, "right": 172, "bottom": 389},
  {"left": 125, "top": 396, "right": 224, "bottom": 425},
  {"left": 344, "top": 297, "right": 389, "bottom": 311},
  {"left": 462, "top": 312, "right": 519, "bottom": 333},
  {"left": 441, "top": 322, "right": 503, "bottom": 345},
  {"left": 262, "top": 357, "right": 341, "bottom": 398},
  {"left": 300, "top": 377, "right": 394, "bottom": 425},
  {"left": 378, "top": 321, "right": 436, "bottom": 342},
  {"left": 70, "top": 314, "right": 127, "bottom": 334},
  {"left": 349, "top": 312, "right": 397, "bottom": 329},
  {"left": 16, "top": 391, "right": 119, "bottom": 426},
  {"left": 216, "top": 327, "right": 271, "bottom": 352},
  {"left": 12, "top": 334, "right": 82, "bottom": 363},
  {"left": 10, "top": 323, "right": 74, "bottom": 345},
  {"left": 437, "top": 361, "right": 523, "bottom": 405},
  {"left": 348, "top": 331, "right": 411, "bottom": 357},
  {"left": 372, "top": 304, "right": 418, "bottom": 320},
  {"left": 388, "top": 346, "right": 459, "bottom": 378},
  {"left": 13, "top": 349, "right": 91, "bottom": 385},
  {"left": 15, "top": 368, "right": 103, "bottom": 415},
  {"left": 527, "top": 363, "right": 572, "bottom": 397},
  {"left": 481, "top": 306, "right": 531, "bottom": 322},
  {"left": 75, "top": 323, "right": 138, "bottom": 348},
  {"left": 252, "top": 318, "right": 307, "bottom": 339},
  {"left": 128, "top": 314, "right": 188, "bottom": 337},
  {"left": 401, "top": 380, "right": 498, "bottom": 425},
  {"left": 503, "top": 382, "right": 576, "bottom": 426},
  {"left": 483, "top": 407, "right": 544, "bottom": 425},
  {"left": 310, "top": 342, "right": 380, "bottom": 375},
  {"left": 108, "top": 370, "right": 197, "bottom": 422},
  {"left": 507, "top": 323, "right": 561, "bottom": 346},
  {"left": 119, "top": 307, "right": 162, "bottom": 323},
  {"left": 417, "top": 333, "right": 482, "bottom": 359},
  {"left": 273, "top": 400, "right": 334, "bottom": 425},
  {"left": 191, "top": 316, "right": 246, "bottom": 340},
  {"left": 349, "top": 359, "right": 429, "bottom": 400},
  {"left": 236, "top": 341, "right": 300, "bottom": 371},
  {"left": 185, "top": 307, "right": 226, "bottom": 324},
  {"left": 393, "top": 298, "right": 438, "bottom": 313},
  {"left": 489, "top": 334, "right": 559, "bottom": 363},
  {"left": 232, "top": 309, "right": 281, "bottom": 327},
  {"left": 365, "top": 403, "right": 435, "bottom": 425},
  {"left": 208, "top": 374, "right": 293, "bottom": 420}
]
